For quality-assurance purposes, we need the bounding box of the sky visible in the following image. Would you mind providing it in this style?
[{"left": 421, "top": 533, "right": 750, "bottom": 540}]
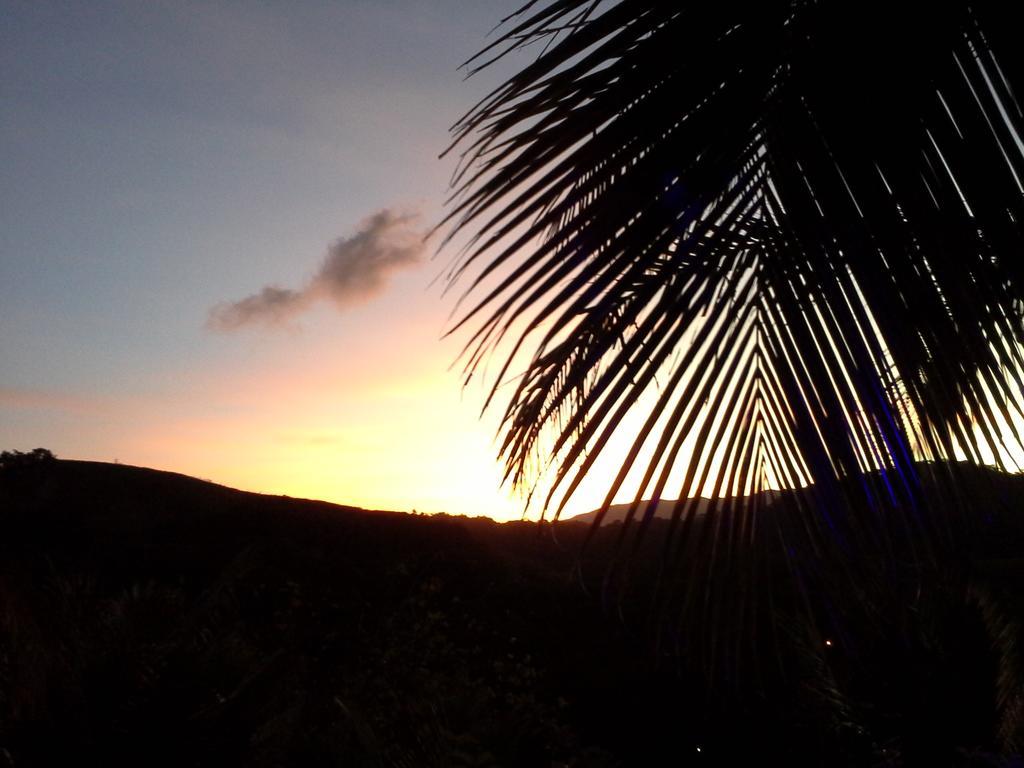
[{"left": 0, "top": 0, "right": 629, "bottom": 520}]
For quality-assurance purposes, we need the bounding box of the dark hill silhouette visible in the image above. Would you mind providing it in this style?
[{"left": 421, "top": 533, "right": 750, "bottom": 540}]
[
  {"left": 0, "top": 460, "right": 713, "bottom": 766},
  {"left": 2, "top": 459, "right": 1024, "bottom": 765}
]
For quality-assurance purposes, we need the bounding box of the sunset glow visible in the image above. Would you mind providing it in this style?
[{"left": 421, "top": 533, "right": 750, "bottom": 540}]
[
  {"left": 5, "top": 2, "right": 1022, "bottom": 526},
  {"left": 0, "top": 0, "right": 548, "bottom": 521}
]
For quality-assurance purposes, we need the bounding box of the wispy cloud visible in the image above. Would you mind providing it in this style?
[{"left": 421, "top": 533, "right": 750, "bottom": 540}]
[
  {"left": 0, "top": 387, "right": 107, "bottom": 415},
  {"left": 207, "top": 208, "right": 428, "bottom": 332}
]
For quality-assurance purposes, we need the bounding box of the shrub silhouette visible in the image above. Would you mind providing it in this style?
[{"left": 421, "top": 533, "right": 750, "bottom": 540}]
[{"left": 0, "top": 448, "right": 56, "bottom": 472}]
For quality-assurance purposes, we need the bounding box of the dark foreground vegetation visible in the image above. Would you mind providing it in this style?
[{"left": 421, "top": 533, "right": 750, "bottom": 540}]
[{"left": 2, "top": 458, "right": 1024, "bottom": 766}]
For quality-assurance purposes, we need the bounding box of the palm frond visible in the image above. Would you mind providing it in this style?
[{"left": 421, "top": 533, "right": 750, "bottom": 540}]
[{"left": 442, "top": 0, "right": 1024, "bottom": 668}]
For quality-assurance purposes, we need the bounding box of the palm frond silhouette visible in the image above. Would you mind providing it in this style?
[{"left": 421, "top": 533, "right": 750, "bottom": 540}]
[{"left": 441, "top": 1, "right": 1024, "bottom": 663}]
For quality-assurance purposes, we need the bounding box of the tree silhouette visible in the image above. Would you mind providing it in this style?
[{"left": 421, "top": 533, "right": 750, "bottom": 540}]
[
  {"left": 0, "top": 448, "right": 56, "bottom": 473},
  {"left": 441, "top": 1, "right": 1024, "bottom": 665}
]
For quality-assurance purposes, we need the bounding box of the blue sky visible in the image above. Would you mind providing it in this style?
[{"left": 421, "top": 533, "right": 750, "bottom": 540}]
[{"left": 2, "top": 0, "right": 509, "bottom": 389}]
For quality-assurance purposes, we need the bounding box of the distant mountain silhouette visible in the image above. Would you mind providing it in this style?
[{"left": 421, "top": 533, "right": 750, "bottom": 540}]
[
  {"left": 568, "top": 497, "right": 713, "bottom": 525},
  {"left": 567, "top": 491, "right": 797, "bottom": 526}
]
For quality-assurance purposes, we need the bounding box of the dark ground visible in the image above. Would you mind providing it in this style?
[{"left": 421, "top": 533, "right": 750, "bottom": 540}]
[{"left": 2, "top": 458, "right": 1023, "bottom": 766}]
